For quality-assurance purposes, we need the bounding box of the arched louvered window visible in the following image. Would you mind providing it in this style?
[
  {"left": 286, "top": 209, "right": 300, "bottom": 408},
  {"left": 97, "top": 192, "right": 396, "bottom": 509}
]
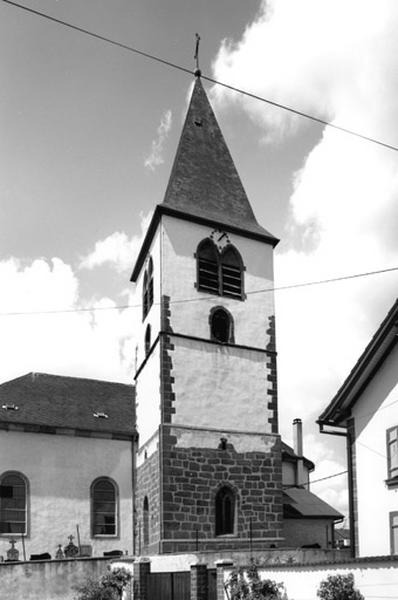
[
  {"left": 0, "top": 471, "right": 28, "bottom": 535},
  {"left": 142, "top": 257, "right": 154, "bottom": 320},
  {"left": 145, "top": 324, "right": 151, "bottom": 357},
  {"left": 220, "top": 246, "right": 243, "bottom": 299},
  {"left": 91, "top": 477, "right": 118, "bottom": 537},
  {"left": 196, "top": 240, "right": 244, "bottom": 299},
  {"left": 143, "top": 496, "right": 149, "bottom": 548},
  {"left": 210, "top": 307, "right": 233, "bottom": 343},
  {"left": 215, "top": 486, "right": 235, "bottom": 536},
  {"left": 197, "top": 239, "right": 219, "bottom": 295}
]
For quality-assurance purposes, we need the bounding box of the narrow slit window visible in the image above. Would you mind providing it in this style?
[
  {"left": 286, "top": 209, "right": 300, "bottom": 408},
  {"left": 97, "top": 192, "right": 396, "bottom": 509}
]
[
  {"left": 143, "top": 496, "right": 149, "bottom": 548},
  {"left": 145, "top": 324, "right": 151, "bottom": 357},
  {"left": 91, "top": 478, "right": 117, "bottom": 537},
  {"left": 142, "top": 257, "right": 154, "bottom": 320}
]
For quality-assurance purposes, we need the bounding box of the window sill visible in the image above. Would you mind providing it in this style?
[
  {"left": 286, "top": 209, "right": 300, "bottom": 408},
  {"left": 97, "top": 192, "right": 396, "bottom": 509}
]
[{"left": 92, "top": 534, "right": 119, "bottom": 539}]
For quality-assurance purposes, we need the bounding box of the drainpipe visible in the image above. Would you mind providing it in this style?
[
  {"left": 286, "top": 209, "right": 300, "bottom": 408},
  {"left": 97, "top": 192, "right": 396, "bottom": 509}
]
[{"left": 293, "top": 418, "right": 305, "bottom": 486}]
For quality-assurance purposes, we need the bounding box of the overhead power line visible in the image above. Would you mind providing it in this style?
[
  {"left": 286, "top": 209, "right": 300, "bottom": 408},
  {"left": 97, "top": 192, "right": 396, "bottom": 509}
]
[
  {"left": 1, "top": 264, "right": 397, "bottom": 317},
  {"left": 2, "top": 0, "right": 398, "bottom": 152},
  {"left": 284, "top": 469, "right": 348, "bottom": 489}
]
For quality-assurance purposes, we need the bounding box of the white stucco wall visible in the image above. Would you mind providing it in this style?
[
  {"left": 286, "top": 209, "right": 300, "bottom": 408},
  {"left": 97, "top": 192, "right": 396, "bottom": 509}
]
[
  {"left": 352, "top": 343, "right": 398, "bottom": 556},
  {"left": 161, "top": 216, "right": 275, "bottom": 349},
  {"left": 135, "top": 344, "right": 161, "bottom": 446},
  {"left": 134, "top": 228, "right": 161, "bottom": 370},
  {"left": 0, "top": 430, "right": 133, "bottom": 559},
  {"left": 171, "top": 336, "right": 272, "bottom": 432}
]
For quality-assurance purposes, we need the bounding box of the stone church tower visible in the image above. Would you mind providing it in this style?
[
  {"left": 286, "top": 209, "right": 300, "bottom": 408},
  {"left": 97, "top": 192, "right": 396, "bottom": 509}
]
[{"left": 131, "top": 75, "right": 283, "bottom": 554}]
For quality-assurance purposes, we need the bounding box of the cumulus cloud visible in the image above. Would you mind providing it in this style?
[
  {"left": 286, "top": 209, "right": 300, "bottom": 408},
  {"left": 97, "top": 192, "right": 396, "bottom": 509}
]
[
  {"left": 212, "top": 0, "right": 398, "bottom": 507},
  {"left": 79, "top": 212, "right": 152, "bottom": 273},
  {"left": 0, "top": 257, "right": 137, "bottom": 385},
  {"left": 144, "top": 109, "right": 172, "bottom": 171}
]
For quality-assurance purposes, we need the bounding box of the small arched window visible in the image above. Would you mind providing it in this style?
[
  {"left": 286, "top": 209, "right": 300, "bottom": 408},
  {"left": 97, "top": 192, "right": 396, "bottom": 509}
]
[
  {"left": 210, "top": 308, "right": 233, "bottom": 343},
  {"left": 215, "top": 486, "right": 235, "bottom": 536},
  {"left": 143, "top": 496, "right": 149, "bottom": 548},
  {"left": 196, "top": 240, "right": 244, "bottom": 299},
  {"left": 0, "top": 471, "right": 28, "bottom": 535},
  {"left": 220, "top": 247, "right": 243, "bottom": 299},
  {"left": 91, "top": 477, "right": 118, "bottom": 537},
  {"left": 197, "top": 239, "right": 219, "bottom": 294},
  {"left": 142, "top": 257, "right": 154, "bottom": 320},
  {"left": 145, "top": 324, "right": 151, "bottom": 357}
]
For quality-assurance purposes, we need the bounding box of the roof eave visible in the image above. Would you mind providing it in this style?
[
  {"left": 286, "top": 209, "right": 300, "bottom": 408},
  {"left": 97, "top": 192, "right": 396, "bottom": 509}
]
[
  {"left": 318, "top": 300, "right": 398, "bottom": 425},
  {"left": 130, "top": 204, "right": 279, "bottom": 282}
]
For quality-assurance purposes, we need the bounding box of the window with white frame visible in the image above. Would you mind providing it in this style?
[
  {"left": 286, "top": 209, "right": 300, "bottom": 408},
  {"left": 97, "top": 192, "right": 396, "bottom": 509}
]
[
  {"left": 387, "top": 426, "right": 398, "bottom": 482},
  {"left": 91, "top": 477, "right": 118, "bottom": 537},
  {"left": 0, "top": 471, "right": 28, "bottom": 535}
]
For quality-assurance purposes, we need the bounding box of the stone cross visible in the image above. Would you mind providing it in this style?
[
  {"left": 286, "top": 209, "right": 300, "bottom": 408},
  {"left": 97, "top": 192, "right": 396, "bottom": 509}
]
[{"left": 7, "top": 539, "right": 19, "bottom": 562}]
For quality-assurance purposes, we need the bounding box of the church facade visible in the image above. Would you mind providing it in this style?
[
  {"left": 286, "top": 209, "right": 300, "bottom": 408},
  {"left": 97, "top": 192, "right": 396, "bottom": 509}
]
[{"left": 132, "top": 76, "right": 283, "bottom": 554}]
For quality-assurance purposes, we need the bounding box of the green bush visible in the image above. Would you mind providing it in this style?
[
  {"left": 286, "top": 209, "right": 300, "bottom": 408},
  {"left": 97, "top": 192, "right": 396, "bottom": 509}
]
[
  {"left": 74, "top": 566, "right": 131, "bottom": 600},
  {"left": 226, "top": 561, "right": 286, "bottom": 600},
  {"left": 317, "top": 573, "right": 364, "bottom": 600}
]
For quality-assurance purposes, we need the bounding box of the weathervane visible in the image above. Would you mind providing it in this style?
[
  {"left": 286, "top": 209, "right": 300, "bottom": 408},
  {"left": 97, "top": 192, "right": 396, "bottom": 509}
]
[{"left": 194, "top": 33, "right": 201, "bottom": 77}]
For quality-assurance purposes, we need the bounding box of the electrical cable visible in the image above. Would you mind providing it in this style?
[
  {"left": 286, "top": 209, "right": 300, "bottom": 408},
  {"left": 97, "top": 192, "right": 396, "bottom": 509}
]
[
  {"left": 283, "top": 469, "right": 348, "bottom": 489},
  {"left": 2, "top": 0, "right": 398, "bottom": 152},
  {"left": 0, "top": 264, "right": 397, "bottom": 317}
]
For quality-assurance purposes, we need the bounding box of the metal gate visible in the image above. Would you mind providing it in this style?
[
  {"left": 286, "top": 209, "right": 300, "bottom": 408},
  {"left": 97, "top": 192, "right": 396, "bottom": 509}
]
[{"left": 148, "top": 571, "right": 191, "bottom": 600}]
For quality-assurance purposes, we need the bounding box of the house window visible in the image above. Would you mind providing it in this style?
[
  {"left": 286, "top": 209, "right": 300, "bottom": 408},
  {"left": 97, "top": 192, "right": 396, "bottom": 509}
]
[
  {"left": 196, "top": 239, "right": 244, "bottom": 299},
  {"left": 0, "top": 472, "right": 28, "bottom": 535},
  {"left": 143, "top": 496, "right": 149, "bottom": 548},
  {"left": 210, "top": 307, "right": 234, "bottom": 343},
  {"left": 145, "top": 324, "right": 151, "bottom": 357},
  {"left": 387, "top": 426, "right": 398, "bottom": 482},
  {"left": 390, "top": 512, "right": 398, "bottom": 554},
  {"left": 215, "top": 486, "right": 235, "bottom": 536},
  {"left": 142, "top": 257, "right": 154, "bottom": 320},
  {"left": 91, "top": 478, "right": 118, "bottom": 537}
]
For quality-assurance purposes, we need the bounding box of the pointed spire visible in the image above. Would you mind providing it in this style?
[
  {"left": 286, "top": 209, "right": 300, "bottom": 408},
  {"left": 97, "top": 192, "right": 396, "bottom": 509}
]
[{"left": 161, "top": 78, "right": 277, "bottom": 241}]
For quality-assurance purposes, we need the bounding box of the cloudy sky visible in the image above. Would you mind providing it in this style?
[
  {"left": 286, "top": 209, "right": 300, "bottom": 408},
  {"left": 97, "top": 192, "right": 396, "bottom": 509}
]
[{"left": 1, "top": 0, "right": 398, "bottom": 519}]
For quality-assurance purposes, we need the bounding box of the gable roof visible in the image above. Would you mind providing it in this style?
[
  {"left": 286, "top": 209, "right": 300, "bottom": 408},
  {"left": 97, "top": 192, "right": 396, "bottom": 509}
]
[
  {"left": 282, "top": 441, "right": 314, "bottom": 471},
  {"left": 0, "top": 372, "right": 135, "bottom": 439},
  {"left": 318, "top": 298, "right": 398, "bottom": 426},
  {"left": 131, "top": 76, "right": 278, "bottom": 282},
  {"left": 283, "top": 487, "right": 343, "bottom": 520}
]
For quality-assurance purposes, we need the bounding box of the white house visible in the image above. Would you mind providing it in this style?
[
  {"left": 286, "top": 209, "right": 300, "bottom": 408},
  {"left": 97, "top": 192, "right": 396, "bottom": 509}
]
[
  {"left": 318, "top": 298, "right": 398, "bottom": 557},
  {"left": 0, "top": 372, "right": 135, "bottom": 560}
]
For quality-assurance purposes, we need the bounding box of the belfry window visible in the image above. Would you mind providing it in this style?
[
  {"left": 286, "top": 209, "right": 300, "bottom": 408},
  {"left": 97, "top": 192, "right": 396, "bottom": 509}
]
[
  {"left": 196, "top": 239, "right": 244, "bottom": 299},
  {"left": 142, "top": 257, "right": 154, "bottom": 320},
  {"left": 0, "top": 471, "right": 28, "bottom": 535},
  {"left": 221, "top": 247, "right": 243, "bottom": 299},
  {"left": 210, "top": 308, "right": 233, "bottom": 344},
  {"left": 197, "top": 240, "right": 219, "bottom": 294},
  {"left": 215, "top": 486, "right": 235, "bottom": 536}
]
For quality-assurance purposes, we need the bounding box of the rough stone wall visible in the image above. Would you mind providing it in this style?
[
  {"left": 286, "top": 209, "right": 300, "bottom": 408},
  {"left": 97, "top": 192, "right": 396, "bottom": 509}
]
[
  {"left": 160, "top": 428, "right": 283, "bottom": 553},
  {"left": 136, "top": 448, "right": 161, "bottom": 555}
]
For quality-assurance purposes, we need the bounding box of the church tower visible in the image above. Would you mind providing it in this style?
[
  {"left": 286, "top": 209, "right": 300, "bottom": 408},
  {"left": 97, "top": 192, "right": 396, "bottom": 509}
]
[{"left": 131, "top": 75, "right": 283, "bottom": 554}]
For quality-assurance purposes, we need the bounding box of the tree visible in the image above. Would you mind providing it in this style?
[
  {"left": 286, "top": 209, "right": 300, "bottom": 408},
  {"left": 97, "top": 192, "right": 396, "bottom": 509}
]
[
  {"left": 317, "top": 573, "right": 364, "bottom": 600},
  {"left": 226, "top": 561, "right": 286, "bottom": 600},
  {"left": 74, "top": 566, "right": 131, "bottom": 600}
]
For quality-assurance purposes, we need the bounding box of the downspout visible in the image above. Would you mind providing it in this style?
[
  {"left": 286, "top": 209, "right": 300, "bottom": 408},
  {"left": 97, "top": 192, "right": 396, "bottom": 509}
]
[{"left": 318, "top": 421, "right": 355, "bottom": 558}]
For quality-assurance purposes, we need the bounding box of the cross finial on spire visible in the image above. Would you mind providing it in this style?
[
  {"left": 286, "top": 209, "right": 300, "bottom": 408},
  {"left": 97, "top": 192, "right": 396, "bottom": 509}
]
[{"left": 194, "top": 33, "right": 201, "bottom": 77}]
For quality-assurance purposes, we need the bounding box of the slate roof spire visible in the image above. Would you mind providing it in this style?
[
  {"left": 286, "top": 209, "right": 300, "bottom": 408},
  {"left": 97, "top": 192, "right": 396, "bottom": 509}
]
[{"left": 161, "top": 76, "right": 277, "bottom": 241}]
